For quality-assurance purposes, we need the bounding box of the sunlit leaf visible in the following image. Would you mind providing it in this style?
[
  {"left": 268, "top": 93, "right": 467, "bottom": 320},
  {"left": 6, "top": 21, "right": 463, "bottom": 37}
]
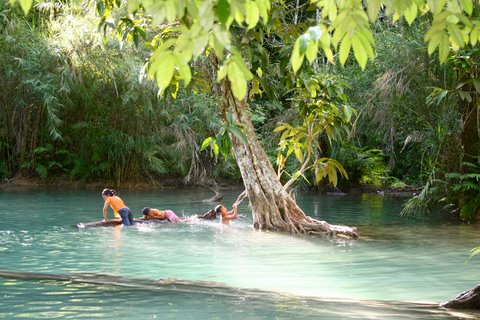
[
  {"left": 404, "top": 2, "right": 418, "bottom": 25},
  {"left": 245, "top": 0, "right": 260, "bottom": 29},
  {"left": 19, "top": 0, "right": 33, "bottom": 14},
  {"left": 174, "top": 56, "right": 192, "bottom": 86},
  {"left": 306, "top": 41, "right": 319, "bottom": 64},
  {"left": 154, "top": 52, "right": 175, "bottom": 92},
  {"left": 291, "top": 37, "right": 305, "bottom": 73},
  {"left": 227, "top": 61, "right": 248, "bottom": 100},
  {"left": 462, "top": 0, "right": 473, "bottom": 15},
  {"left": 351, "top": 35, "right": 368, "bottom": 68},
  {"left": 438, "top": 33, "right": 450, "bottom": 63},
  {"left": 367, "top": 0, "right": 381, "bottom": 21},
  {"left": 339, "top": 36, "right": 352, "bottom": 65},
  {"left": 200, "top": 137, "right": 215, "bottom": 151}
]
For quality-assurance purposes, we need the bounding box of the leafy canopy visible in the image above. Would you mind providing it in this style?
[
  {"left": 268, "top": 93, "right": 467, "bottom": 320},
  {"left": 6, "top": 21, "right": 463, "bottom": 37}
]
[{"left": 10, "top": 0, "right": 478, "bottom": 100}]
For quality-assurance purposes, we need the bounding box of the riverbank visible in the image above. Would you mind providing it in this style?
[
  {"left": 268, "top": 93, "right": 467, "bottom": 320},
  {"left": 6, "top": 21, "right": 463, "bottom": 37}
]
[
  {"left": 0, "top": 175, "right": 421, "bottom": 197},
  {"left": 0, "top": 175, "right": 245, "bottom": 192}
]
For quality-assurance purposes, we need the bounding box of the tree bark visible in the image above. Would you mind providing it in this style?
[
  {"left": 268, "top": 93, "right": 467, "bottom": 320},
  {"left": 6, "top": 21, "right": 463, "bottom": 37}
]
[{"left": 220, "top": 81, "right": 358, "bottom": 239}]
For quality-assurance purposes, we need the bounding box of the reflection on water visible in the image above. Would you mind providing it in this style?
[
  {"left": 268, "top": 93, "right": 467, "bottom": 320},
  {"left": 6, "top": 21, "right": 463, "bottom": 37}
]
[{"left": 0, "top": 189, "right": 480, "bottom": 319}]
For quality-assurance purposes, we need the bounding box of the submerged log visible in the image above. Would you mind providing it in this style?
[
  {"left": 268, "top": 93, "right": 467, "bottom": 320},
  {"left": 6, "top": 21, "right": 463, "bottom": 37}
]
[
  {"left": 1, "top": 269, "right": 479, "bottom": 318},
  {"left": 76, "top": 218, "right": 168, "bottom": 228},
  {"left": 440, "top": 284, "right": 480, "bottom": 309}
]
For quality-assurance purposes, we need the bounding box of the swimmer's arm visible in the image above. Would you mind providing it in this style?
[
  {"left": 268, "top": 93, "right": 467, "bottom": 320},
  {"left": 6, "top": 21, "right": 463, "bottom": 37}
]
[
  {"left": 102, "top": 202, "right": 109, "bottom": 221},
  {"left": 225, "top": 205, "right": 238, "bottom": 220}
]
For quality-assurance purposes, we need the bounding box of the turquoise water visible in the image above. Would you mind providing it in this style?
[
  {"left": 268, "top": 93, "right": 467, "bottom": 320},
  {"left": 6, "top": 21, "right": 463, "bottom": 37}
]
[{"left": 1, "top": 188, "right": 480, "bottom": 319}]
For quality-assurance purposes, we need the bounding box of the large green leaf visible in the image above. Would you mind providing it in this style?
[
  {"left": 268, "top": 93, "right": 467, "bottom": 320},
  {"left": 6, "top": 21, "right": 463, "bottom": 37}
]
[
  {"left": 18, "top": 0, "right": 33, "bottom": 14},
  {"left": 338, "top": 36, "right": 351, "bottom": 65},
  {"left": 291, "top": 37, "right": 305, "bottom": 73},
  {"left": 227, "top": 61, "right": 248, "bottom": 100},
  {"left": 154, "top": 52, "right": 176, "bottom": 92},
  {"left": 216, "top": 0, "right": 231, "bottom": 25}
]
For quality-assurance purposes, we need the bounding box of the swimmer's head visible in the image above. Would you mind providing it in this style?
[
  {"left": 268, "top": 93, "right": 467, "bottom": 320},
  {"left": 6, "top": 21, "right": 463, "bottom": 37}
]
[
  {"left": 102, "top": 189, "right": 116, "bottom": 197},
  {"left": 142, "top": 207, "right": 151, "bottom": 217},
  {"left": 214, "top": 205, "right": 225, "bottom": 214}
]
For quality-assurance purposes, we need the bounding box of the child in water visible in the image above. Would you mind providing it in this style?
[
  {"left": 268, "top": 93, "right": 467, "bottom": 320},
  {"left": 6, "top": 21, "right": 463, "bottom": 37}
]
[
  {"left": 215, "top": 204, "right": 238, "bottom": 224},
  {"left": 141, "top": 207, "right": 181, "bottom": 222},
  {"left": 102, "top": 189, "right": 134, "bottom": 226}
]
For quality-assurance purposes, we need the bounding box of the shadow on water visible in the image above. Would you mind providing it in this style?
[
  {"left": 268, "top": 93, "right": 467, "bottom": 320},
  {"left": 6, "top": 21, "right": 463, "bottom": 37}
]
[{"left": 0, "top": 269, "right": 479, "bottom": 320}]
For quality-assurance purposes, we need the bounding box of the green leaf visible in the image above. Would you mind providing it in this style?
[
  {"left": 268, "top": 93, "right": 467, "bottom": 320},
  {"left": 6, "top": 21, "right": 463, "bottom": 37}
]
[
  {"left": 218, "top": 63, "right": 228, "bottom": 81},
  {"left": 458, "top": 90, "right": 472, "bottom": 102},
  {"left": 367, "top": 0, "right": 381, "bottom": 21},
  {"left": 472, "top": 78, "right": 480, "bottom": 92},
  {"left": 299, "top": 34, "right": 310, "bottom": 55},
  {"left": 227, "top": 61, "right": 248, "bottom": 100},
  {"left": 166, "top": 0, "right": 177, "bottom": 21},
  {"left": 339, "top": 36, "right": 352, "bottom": 65},
  {"left": 154, "top": 52, "right": 176, "bottom": 92},
  {"left": 257, "top": 0, "right": 270, "bottom": 22},
  {"left": 342, "top": 105, "right": 353, "bottom": 122},
  {"left": 470, "top": 27, "right": 478, "bottom": 46},
  {"left": 438, "top": 33, "right": 450, "bottom": 63},
  {"left": 306, "top": 41, "right": 319, "bottom": 64},
  {"left": 291, "top": 38, "right": 305, "bottom": 73},
  {"left": 351, "top": 35, "right": 368, "bottom": 68},
  {"left": 245, "top": 0, "right": 260, "bottom": 29},
  {"left": 447, "top": 23, "right": 466, "bottom": 49},
  {"left": 174, "top": 56, "right": 192, "bottom": 86},
  {"left": 200, "top": 137, "right": 214, "bottom": 151},
  {"left": 294, "top": 148, "right": 304, "bottom": 163},
  {"left": 229, "top": 126, "right": 248, "bottom": 145},
  {"left": 231, "top": 54, "right": 254, "bottom": 80},
  {"left": 428, "top": 0, "right": 447, "bottom": 14},
  {"left": 427, "top": 32, "right": 442, "bottom": 55},
  {"left": 404, "top": 2, "right": 418, "bottom": 25},
  {"left": 216, "top": 0, "right": 231, "bottom": 25},
  {"left": 273, "top": 123, "right": 291, "bottom": 132},
  {"left": 19, "top": 0, "right": 33, "bottom": 14},
  {"left": 35, "top": 164, "right": 48, "bottom": 179},
  {"left": 462, "top": 0, "right": 473, "bottom": 15},
  {"left": 226, "top": 111, "right": 234, "bottom": 124}
]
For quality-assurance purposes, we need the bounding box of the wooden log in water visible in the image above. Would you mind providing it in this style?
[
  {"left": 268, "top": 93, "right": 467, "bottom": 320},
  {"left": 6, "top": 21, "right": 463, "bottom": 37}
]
[
  {"left": 76, "top": 218, "right": 168, "bottom": 228},
  {"left": 0, "top": 269, "right": 474, "bottom": 318}
]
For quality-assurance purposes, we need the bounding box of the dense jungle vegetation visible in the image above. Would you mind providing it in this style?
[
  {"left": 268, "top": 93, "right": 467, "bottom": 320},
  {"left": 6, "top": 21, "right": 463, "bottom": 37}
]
[{"left": 1, "top": 0, "right": 480, "bottom": 221}]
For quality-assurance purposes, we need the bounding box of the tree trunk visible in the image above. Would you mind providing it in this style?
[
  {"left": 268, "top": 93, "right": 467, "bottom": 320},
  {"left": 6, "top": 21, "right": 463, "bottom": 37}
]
[{"left": 220, "top": 81, "right": 358, "bottom": 239}]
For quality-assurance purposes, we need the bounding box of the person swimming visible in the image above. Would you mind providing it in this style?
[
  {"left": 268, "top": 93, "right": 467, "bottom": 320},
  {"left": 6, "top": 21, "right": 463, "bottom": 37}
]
[
  {"left": 215, "top": 204, "right": 238, "bottom": 225},
  {"left": 142, "top": 207, "right": 181, "bottom": 222}
]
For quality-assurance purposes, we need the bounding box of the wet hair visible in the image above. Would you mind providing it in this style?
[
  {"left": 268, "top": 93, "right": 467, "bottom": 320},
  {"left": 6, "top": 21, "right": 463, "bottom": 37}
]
[
  {"left": 102, "top": 189, "right": 116, "bottom": 197},
  {"left": 214, "top": 205, "right": 224, "bottom": 214},
  {"left": 142, "top": 207, "right": 151, "bottom": 216},
  {"left": 198, "top": 209, "right": 217, "bottom": 220}
]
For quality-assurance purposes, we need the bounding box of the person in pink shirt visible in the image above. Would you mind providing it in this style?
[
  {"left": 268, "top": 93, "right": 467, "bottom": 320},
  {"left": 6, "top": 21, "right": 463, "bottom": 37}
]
[{"left": 141, "top": 207, "right": 181, "bottom": 222}]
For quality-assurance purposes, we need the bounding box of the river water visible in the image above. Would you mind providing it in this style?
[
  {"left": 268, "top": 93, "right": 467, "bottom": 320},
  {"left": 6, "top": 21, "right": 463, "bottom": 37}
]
[{"left": 0, "top": 188, "right": 479, "bottom": 319}]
